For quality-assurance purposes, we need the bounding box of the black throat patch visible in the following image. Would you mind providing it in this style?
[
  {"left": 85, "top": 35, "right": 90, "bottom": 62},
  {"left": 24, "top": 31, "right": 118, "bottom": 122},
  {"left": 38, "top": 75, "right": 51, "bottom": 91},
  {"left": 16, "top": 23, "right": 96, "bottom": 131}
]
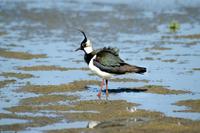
[{"left": 84, "top": 52, "right": 95, "bottom": 64}]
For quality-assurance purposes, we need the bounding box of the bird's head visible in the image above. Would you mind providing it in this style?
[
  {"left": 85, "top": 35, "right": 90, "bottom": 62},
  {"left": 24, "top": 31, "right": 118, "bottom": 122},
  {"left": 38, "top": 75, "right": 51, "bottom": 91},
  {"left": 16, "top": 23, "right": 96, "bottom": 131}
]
[{"left": 75, "top": 30, "right": 93, "bottom": 54}]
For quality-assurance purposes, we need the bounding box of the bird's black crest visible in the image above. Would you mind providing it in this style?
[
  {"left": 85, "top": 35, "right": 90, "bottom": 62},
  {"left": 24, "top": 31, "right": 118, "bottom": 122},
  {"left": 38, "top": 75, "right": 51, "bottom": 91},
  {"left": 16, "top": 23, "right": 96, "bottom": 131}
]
[{"left": 78, "top": 29, "right": 87, "bottom": 44}]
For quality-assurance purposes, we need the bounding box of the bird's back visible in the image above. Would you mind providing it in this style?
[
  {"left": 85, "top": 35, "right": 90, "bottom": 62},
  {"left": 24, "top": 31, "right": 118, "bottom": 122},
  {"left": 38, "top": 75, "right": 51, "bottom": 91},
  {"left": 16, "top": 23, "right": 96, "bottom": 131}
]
[{"left": 93, "top": 47, "right": 147, "bottom": 74}]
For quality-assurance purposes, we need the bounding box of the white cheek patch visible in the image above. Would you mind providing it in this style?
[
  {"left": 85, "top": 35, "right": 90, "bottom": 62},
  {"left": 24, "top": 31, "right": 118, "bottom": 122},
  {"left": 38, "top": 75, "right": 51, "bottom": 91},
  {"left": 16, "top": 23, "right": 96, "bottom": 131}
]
[
  {"left": 84, "top": 46, "right": 93, "bottom": 54},
  {"left": 86, "top": 40, "right": 91, "bottom": 47},
  {"left": 84, "top": 39, "right": 93, "bottom": 54}
]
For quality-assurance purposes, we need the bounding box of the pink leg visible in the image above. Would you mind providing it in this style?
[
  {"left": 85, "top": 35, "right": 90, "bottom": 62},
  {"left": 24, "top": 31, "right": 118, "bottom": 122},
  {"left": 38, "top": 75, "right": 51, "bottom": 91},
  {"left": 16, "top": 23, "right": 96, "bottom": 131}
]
[
  {"left": 106, "top": 80, "right": 109, "bottom": 98},
  {"left": 97, "top": 79, "right": 104, "bottom": 98}
]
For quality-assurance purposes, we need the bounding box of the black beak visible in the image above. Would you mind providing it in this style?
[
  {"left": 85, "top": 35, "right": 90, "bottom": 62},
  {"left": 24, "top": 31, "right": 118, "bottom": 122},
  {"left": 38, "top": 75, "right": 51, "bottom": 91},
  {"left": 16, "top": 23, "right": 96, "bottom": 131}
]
[{"left": 75, "top": 47, "right": 81, "bottom": 51}]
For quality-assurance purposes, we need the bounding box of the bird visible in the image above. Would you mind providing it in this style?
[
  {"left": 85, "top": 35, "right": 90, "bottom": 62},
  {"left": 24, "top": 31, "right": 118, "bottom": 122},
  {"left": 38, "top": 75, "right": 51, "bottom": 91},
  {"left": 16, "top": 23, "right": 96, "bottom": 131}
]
[{"left": 75, "top": 30, "right": 147, "bottom": 98}]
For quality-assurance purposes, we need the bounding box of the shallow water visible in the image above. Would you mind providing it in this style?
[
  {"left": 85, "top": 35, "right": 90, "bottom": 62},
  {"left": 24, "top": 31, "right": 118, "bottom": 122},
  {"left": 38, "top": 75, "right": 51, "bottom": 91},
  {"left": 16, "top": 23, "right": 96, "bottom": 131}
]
[
  {"left": 25, "top": 120, "right": 88, "bottom": 132},
  {"left": 0, "top": 118, "right": 29, "bottom": 125},
  {"left": 0, "top": 0, "right": 200, "bottom": 132}
]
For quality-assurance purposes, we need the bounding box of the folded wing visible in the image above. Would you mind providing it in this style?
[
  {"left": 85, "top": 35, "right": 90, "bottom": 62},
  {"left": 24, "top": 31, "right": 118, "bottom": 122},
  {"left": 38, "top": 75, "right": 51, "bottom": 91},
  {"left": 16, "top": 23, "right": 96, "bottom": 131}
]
[{"left": 93, "top": 47, "right": 146, "bottom": 74}]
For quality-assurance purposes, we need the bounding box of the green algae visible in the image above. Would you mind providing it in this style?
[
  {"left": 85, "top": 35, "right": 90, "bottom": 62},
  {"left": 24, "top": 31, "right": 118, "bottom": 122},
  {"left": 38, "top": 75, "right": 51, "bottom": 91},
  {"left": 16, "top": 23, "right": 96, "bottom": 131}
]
[
  {"left": 174, "top": 34, "right": 200, "bottom": 39},
  {"left": 140, "top": 85, "right": 189, "bottom": 95},
  {"left": 168, "top": 20, "right": 180, "bottom": 32},
  {"left": 20, "top": 94, "right": 78, "bottom": 105},
  {"left": 0, "top": 113, "right": 61, "bottom": 132},
  {"left": 160, "top": 40, "right": 198, "bottom": 46},
  {"left": 48, "top": 114, "right": 200, "bottom": 133},
  {"left": 145, "top": 46, "right": 172, "bottom": 51},
  {"left": 5, "top": 98, "right": 199, "bottom": 133},
  {"left": 63, "top": 100, "right": 162, "bottom": 121},
  {"left": 175, "top": 99, "right": 200, "bottom": 112},
  {"left": 161, "top": 59, "right": 177, "bottom": 63},
  {"left": 0, "top": 31, "right": 7, "bottom": 36},
  {"left": 6, "top": 43, "right": 22, "bottom": 47},
  {"left": 0, "top": 48, "right": 47, "bottom": 60},
  {"left": 17, "top": 65, "right": 89, "bottom": 71},
  {"left": 72, "top": 100, "right": 137, "bottom": 112},
  {"left": 192, "top": 68, "right": 200, "bottom": 71},
  {"left": 162, "top": 34, "right": 200, "bottom": 40},
  {"left": 5, "top": 43, "right": 24, "bottom": 48},
  {"left": 18, "top": 81, "right": 187, "bottom": 95},
  {"left": 6, "top": 105, "right": 72, "bottom": 113},
  {"left": 47, "top": 100, "right": 200, "bottom": 133},
  {"left": 6, "top": 98, "right": 199, "bottom": 133},
  {"left": 0, "top": 72, "right": 34, "bottom": 79},
  {"left": 142, "top": 57, "right": 154, "bottom": 61},
  {"left": 0, "top": 79, "right": 16, "bottom": 88},
  {"left": 17, "top": 80, "right": 100, "bottom": 94}
]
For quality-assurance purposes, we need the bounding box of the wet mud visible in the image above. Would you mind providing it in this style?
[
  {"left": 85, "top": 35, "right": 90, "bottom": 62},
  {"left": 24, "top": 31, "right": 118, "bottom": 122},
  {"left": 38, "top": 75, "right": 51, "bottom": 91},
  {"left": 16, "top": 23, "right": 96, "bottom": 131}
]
[
  {"left": 17, "top": 65, "right": 89, "bottom": 71},
  {"left": 0, "top": 72, "right": 34, "bottom": 79},
  {"left": 0, "top": 79, "right": 16, "bottom": 88},
  {"left": 175, "top": 99, "right": 200, "bottom": 112},
  {"left": 0, "top": 48, "right": 47, "bottom": 60}
]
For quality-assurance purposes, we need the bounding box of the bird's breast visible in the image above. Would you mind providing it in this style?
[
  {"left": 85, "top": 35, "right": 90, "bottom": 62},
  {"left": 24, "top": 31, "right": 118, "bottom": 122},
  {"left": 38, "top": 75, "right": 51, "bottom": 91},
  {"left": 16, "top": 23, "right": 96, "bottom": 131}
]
[{"left": 88, "top": 55, "right": 113, "bottom": 79}]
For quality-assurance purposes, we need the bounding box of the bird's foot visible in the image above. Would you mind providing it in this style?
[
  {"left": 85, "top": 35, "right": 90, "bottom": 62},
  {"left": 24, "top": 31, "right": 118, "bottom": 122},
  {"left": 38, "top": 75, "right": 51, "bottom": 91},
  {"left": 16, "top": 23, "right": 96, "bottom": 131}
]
[
  {"left": 97, "top": 92, "right": 101, "bottom": 99},
  {"left": 106, "top": 92, "right": 109, "bottom": 100}
]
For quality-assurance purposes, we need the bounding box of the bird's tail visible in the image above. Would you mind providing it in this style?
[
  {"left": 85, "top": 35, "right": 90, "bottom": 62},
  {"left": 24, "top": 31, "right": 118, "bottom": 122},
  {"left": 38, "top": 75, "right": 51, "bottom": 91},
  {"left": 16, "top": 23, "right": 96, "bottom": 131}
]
[
  {"left": 122, "top": 64, "right": 147, "bottom": 74},
  {"left": 134, "top": 66, "right": 147, "bottom": 74}
]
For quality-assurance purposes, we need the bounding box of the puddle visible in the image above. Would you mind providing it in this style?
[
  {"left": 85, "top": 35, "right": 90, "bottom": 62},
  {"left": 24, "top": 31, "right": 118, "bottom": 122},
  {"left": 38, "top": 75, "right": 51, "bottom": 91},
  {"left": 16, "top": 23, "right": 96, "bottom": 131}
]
[
  {"left": 0, "top": 118, "right": 29, "bottom": 125},
  {"left": 22, "top": 120, "right": 88, "bottom": 133}
]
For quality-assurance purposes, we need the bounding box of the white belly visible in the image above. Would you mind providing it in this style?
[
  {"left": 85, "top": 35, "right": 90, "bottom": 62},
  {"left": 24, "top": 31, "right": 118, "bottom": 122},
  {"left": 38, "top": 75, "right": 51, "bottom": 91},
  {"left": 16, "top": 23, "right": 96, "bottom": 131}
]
[{"left": 89, "top": 55, "right": 113, "bottom": 79}]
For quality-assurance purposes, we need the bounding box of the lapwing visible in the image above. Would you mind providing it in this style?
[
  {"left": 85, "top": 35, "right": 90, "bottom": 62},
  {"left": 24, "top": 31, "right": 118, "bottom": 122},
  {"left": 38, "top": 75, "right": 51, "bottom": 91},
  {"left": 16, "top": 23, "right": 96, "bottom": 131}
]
[{"left": 75, "top": 30, "right": 147, "bottom": 98}]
